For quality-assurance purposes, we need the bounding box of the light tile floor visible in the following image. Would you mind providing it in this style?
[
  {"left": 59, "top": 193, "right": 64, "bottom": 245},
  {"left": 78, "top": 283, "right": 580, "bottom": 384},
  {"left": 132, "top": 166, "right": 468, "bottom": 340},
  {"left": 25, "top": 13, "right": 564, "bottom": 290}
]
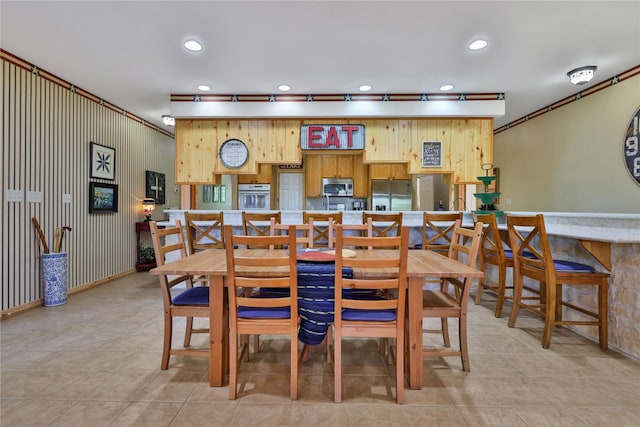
[{"left": 1, "top": 272, "right": 639, "bottom": 426}]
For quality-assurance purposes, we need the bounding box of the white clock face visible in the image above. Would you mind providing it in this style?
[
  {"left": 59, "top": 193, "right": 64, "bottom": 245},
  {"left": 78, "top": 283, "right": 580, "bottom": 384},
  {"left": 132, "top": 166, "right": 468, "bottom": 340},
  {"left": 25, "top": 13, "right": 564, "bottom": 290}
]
[{"left": 219, "top": 139, "right": 248, "bottom": 169}]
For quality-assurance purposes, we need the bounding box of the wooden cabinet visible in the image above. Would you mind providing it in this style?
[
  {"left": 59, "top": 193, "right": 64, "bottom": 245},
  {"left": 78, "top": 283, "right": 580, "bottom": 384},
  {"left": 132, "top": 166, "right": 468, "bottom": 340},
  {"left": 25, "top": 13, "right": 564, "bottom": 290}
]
[
  {"left": 352, "top": 155, "right": 368, "bottom": 197},
  {"left": 305, "top": 154, "right": 369, "bottom": 197},
  {"left": 321, "top": 155, "right": 353, "bottom": 178},
  {"left": 305, "top": 156, "right": 323, "bottom": 197},
  {"left": 238, "top": 163, "right": 273, "bottom": 184},
  {"left": 369, "top": 163, "right": 411, "bottom": 180}
]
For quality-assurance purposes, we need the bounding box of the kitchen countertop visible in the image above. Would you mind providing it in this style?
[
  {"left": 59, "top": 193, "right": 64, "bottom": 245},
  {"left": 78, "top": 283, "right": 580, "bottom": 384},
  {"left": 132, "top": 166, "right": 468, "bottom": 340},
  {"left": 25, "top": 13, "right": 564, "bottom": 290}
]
[{"left": 162, "top": 210, "right": 640, "bottom": 244}]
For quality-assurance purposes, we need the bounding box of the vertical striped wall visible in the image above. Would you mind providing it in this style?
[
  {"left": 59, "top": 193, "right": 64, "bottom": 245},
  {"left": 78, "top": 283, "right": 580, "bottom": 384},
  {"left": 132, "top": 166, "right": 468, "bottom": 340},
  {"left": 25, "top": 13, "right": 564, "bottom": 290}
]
[{"left": 1, "top": 55, "right": 177, "bottom": 312}]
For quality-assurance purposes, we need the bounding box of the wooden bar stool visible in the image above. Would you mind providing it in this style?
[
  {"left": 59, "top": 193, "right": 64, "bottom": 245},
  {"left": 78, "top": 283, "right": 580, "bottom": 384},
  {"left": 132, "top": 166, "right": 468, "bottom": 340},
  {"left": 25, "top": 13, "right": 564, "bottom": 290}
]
[{"left": 506, "top": 214, "right": 610, "bottom": 349}]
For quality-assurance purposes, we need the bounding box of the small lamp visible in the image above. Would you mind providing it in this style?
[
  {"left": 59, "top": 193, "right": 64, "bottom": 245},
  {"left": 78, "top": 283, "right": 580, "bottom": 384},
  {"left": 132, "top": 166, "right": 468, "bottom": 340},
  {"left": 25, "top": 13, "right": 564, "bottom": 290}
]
[
  {"left": 142, "top": 198, "right": 156, "bottom": 221},
  {"left": 567, "top": 65, "right": 597, "bottom": 85}
]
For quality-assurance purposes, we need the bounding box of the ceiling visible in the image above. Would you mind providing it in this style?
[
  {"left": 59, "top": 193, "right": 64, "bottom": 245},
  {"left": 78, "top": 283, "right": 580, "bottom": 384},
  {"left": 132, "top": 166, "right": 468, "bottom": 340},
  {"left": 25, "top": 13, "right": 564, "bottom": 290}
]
[{"left": 2, "top": 1, "right": 639, "bottom": 131}]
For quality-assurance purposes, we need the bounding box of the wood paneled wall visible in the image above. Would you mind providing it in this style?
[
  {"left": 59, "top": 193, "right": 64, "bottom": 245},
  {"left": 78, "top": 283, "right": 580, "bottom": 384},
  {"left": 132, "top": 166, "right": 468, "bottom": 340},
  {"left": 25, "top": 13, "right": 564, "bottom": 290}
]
[
  {"left": 2, "top": 58, "right": 176, "bottom": 312},
  {"left": 175, "top": 118, "right": 493, "bottom": 184}
]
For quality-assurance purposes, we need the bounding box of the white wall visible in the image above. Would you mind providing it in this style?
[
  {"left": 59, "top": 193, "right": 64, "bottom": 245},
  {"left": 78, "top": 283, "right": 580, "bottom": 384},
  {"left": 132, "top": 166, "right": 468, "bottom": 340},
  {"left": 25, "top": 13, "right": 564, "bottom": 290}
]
[{"left": 494, "top": 75, "right": 640, "bottom": 213}]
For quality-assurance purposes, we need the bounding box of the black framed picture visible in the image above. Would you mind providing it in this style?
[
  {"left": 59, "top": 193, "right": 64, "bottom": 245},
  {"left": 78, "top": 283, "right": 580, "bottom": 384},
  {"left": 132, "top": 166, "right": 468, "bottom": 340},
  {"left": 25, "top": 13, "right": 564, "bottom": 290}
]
[
  {"left": 89, "top": 182, "right": 118, "bottom": 213},
  {"left": 145, "top": 170, "right": 166, "bottom": 204},
  {"left": 90, "top": 142, "right": 116, "bottom": 180},
  {"left": 422, "top": 141, "right": 443, "bottom": 168}
]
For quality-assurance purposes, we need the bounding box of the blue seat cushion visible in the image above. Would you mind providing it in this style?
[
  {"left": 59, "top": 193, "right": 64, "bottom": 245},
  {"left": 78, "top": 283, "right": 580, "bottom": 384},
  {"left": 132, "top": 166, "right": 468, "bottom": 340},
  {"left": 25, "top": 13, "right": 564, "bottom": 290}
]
[
  {"left": 504, "top": 249, "right": 536, "bottom": 259},
  {"left": 342, "top": 308, "right": 396, "bottom": 322},
  {"left": 238, "top": 306, "right": 291, "bottom": 319},
  {"left": 172, "top": 286, "right": 209, "bottom": 306},
  {"left": 553, "top": 260, "right": 595, "bottom": 273}
]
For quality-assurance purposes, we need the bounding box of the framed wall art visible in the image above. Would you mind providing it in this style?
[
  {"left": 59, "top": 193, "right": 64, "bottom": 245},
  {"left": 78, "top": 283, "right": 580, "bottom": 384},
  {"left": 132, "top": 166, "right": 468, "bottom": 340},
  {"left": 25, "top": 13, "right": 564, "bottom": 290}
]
[
  {"left": 89, "top": 182, "right": 118, "bottom": 213},
  {"left": 202, "top": 185, "right": 213, "bottom": 203},
  {"left": 90, "top": 142, "right": 116, "bottom": 180},
  {"left": 422, "top": 141, "right": 443, "bottom": 168},
  {"left": 145, "top": 170, "right": 166, "bottom": 204}
]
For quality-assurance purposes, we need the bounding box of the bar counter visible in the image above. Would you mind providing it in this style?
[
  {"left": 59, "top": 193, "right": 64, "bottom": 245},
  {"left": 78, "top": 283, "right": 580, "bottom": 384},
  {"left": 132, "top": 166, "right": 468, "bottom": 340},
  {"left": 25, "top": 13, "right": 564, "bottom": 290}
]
[{"left": 162, "top": 209, "right": 640, "bottom": 360}]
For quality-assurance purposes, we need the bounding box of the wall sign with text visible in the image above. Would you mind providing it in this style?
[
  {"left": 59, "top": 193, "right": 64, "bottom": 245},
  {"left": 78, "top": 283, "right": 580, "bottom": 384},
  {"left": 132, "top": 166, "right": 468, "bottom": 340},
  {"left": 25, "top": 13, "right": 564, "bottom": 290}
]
[
  {"left": 624, "top": 106, "right": 640, "bottom": 187},
  {"left": 300, "top": 124, "right": 365, "bottom": 150},
  {"left": 422, "top": 141, "right": 443, "bottom": 167}
]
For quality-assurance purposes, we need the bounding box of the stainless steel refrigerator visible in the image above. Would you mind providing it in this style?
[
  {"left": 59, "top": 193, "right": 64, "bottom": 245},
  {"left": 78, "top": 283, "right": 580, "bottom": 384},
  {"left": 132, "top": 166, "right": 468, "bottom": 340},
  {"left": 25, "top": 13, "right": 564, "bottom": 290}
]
[{"left": 371, "top": 180, "right": 413, "bottom": 211}]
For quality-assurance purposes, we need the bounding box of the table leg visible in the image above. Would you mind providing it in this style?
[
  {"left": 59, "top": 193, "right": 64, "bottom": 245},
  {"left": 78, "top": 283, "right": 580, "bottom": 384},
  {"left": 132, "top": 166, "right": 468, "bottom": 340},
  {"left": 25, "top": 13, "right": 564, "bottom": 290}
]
[
  {"left": 209, "top": 276, "right": 226, "bottom": 386},
  {"left": 407, "top": 276, "right": 423, "bottom": 389}
]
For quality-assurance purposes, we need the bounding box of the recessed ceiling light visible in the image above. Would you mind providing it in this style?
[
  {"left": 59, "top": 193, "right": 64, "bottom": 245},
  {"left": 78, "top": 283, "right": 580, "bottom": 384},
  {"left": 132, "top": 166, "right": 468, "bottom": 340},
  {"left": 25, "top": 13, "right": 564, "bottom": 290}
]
[
  {"left": 184, "top": 39, "right": 203, "bottom": 52},
  {"left": 359, "top": 84, "right": 372, "bottom": 92},
  {"left": 439, "top": 84, "right": 454, "bottom": 91},
  {"left": 468, "top": 39, "right": 488, "bottom": 50},
  {"left": 197, "top": 84, "right": 211, "bottom": 91},
  {"left": 278, "top": 84, "right": 291, "bottom": 92}
]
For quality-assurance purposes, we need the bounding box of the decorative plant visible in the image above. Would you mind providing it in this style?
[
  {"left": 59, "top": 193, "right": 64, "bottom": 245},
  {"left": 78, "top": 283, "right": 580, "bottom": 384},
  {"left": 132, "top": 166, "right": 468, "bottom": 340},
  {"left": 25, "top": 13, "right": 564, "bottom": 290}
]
[{"left": 139, "top": 246, "right": 156, "bottom": 263}]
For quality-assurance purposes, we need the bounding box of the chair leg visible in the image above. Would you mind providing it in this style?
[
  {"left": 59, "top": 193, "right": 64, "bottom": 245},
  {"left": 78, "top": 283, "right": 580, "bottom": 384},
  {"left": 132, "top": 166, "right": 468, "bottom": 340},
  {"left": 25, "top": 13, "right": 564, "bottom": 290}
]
[
  {"left": 541, "top": 280, "right": 555, "bottom": 349},
  {"left": 441, "top": 318, "right": 451, "bottom": 347},
  {"left": 161, "top": 313, "right": 172, "bottom": 370},
  {"left": 474, "top": 261, "right": 486, "bottom": 305},
  {"left": 598, "top": 279, "right": 609, "bottom": 350},
  {"left": 395, "top": 331, "right": 404, "bottom": 404},
  {"left": 334, "top": 330, "right": 342, "bottom": 403},
  {"left": 508, "top": 274, "right": 523, "bottom": 328},
  {"left": 290, "top": 330, "right": 298, "bottom": 400},
  {"left": 474, "top": 275, "right": 485, "bottom": 305},
  {"left": 555, "top": 282, "right": 563, "bottom": 324},
  {"left": 184, "top": 316, "right": 194, "bottom": 347},
  {"left": 229, "top": 327, "right": 238, "bottom": 400},
  {"left": 459, "top": 312, "right": 470, "bottom": 372},
  {"left": 494, "top": 266, "right": 507, "bottom": 318}
]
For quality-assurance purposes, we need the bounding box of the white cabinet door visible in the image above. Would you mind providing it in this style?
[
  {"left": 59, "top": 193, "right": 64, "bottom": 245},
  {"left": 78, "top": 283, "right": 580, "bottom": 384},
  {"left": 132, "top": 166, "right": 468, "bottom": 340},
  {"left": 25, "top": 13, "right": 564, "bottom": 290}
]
[{"left": 279, "top": 173, "right": 304, "bottom": 210}]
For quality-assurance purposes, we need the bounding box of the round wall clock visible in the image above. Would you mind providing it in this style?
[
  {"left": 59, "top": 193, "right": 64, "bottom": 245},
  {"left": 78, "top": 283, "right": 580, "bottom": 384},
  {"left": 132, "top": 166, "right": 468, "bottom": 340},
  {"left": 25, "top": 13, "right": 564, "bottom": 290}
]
[
  {"left": 219, "top": 138, "right": 249, "bottom": 169},
  {"left": 623, "top": 106, "right": 640, "bottom": 186}
]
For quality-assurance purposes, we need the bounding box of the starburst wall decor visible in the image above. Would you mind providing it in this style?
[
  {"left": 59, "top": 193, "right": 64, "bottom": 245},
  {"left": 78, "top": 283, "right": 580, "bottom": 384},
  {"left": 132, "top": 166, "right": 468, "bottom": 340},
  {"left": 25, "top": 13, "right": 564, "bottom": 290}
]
[{"left": 90, "top": 142, "right": 116, "bottom": 180}]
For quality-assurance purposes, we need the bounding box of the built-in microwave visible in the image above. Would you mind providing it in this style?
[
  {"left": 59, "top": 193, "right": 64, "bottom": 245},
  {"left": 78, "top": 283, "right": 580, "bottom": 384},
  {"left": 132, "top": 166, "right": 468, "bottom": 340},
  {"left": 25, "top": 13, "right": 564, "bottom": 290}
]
[{"left": 322, "top": 178, "right": 354, "bottom": 196}]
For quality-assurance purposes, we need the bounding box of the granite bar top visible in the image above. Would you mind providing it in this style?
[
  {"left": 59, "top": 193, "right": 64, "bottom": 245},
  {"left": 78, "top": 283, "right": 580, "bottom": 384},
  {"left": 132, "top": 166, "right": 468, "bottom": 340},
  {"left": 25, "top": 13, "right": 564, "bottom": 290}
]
[{"left": 163, "top": 210, "right": 640, "bottom": 244}]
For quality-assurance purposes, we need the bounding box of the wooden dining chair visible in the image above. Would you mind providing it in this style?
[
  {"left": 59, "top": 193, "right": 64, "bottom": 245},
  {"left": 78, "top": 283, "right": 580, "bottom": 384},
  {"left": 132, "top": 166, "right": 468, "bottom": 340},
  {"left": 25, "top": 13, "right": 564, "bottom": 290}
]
[
  {"left": 363, "top": 212, "right": 403, "bottom": 237},
  {"left": 421, "top": 220, "right": 483, "bottom": 372},
  {"left": 224, "top": 225, "right": 301, "bottom": 399},
  {"left": 302, "top": 211, "right": 342, "bottom": 247},
  {"left": 333, "top": 225, "right": 409, "bottom": 403},
  {"left": 506, "top": 214, "right": 610, "bottom": 349},
  {"left": 242, "top": 211, "right": 281, "bottom": 250},
  {"left": 419, "top": 211, "right": 463, "bottom": 254},
  {"left": 184, "top": 211, "right": 224, "bottom": 254},
  {"left": 149, "top": 220, "right": 212, "bottom": 369}
]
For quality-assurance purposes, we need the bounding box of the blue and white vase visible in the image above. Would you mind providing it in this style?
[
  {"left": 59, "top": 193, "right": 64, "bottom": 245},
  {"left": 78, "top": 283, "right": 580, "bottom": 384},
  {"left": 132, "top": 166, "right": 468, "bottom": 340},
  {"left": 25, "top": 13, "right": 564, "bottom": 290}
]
[{"left": 42, "top": 252, "right": 68, "bottom": 306}]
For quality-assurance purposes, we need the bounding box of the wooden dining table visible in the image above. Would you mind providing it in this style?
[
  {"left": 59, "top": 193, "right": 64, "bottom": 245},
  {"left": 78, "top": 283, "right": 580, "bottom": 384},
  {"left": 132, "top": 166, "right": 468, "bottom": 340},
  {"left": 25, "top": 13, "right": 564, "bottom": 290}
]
[{"left": 150, "top": 247, "right": 483, "bottom": 389}]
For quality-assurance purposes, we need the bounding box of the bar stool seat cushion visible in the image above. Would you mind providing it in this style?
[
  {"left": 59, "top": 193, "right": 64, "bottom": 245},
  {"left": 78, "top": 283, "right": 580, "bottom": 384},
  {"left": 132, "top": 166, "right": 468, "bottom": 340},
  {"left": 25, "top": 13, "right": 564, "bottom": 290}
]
[{"left": 553, "top": 260, "right": 596, "bottom": 273}]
